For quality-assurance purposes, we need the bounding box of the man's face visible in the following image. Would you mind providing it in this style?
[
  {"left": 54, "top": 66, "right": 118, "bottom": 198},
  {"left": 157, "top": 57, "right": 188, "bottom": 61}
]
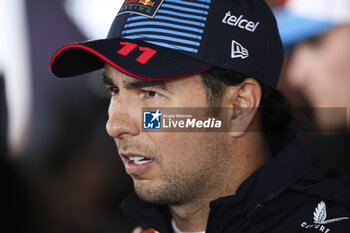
[
  {"left": 103, "top": 65, "right": 231, "bottom": 205},
  {"left": 286, "top": 25, "right": 350, "bottom": 129}
]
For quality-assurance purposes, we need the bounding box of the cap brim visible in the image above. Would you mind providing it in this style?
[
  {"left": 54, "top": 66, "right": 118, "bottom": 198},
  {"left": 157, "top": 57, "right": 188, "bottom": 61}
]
[
  {"left": 50, "top": 38, "right": 212, "bottom": 80},
  {"left": 274, "top": 8, "right": 335, "bottom": 47}
]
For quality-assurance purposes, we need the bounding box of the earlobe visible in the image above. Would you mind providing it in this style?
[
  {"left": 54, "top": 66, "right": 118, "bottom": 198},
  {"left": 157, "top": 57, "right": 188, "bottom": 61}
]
[{"left": 228, "top": 78, "right": 262, "bottom": 137}]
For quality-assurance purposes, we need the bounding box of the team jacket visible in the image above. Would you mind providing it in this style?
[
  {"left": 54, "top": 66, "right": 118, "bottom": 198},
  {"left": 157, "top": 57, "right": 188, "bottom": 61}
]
[{"left": 121, "top": 133, "right": 350, "bottom": 233}]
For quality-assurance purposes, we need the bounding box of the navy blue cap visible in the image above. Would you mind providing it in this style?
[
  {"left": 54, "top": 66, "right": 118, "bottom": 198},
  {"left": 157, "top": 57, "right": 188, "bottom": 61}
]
[{"left": 50, "top": 0, "right": 283, "bottom": 87}]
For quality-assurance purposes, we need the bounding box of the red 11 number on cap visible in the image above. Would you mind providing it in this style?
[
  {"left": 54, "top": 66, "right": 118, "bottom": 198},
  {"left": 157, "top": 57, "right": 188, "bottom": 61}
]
[{"left": 117, "top": 42, "right": 158, "bottom": 64}]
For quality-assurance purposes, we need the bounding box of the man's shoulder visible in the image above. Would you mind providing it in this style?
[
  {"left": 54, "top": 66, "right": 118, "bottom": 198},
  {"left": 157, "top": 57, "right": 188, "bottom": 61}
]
[
  {"left": 251, "top": 176, "right": 350, "bottom": 233},
  {"left": 274, "top": 176, "right": 350, "bottom": 232},
  {"left": 277, "top": 195, "right": 350, "bottom": 233},
  {"left": 288, "top": 175, "right": 350, "bottom": 211}
]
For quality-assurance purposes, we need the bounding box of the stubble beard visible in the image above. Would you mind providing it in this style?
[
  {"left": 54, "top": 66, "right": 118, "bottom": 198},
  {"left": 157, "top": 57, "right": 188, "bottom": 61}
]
[
  {"left": 134, "top": 169, "right": 201, "bottom": 205},
  {"left": 132, "top": 133, "right": 230, "bottom": 206}
]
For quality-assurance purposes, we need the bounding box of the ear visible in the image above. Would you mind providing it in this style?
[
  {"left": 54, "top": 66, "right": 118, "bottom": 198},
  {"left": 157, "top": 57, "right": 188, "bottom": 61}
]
[{"left": 221, "top": 78, "right": 262, "bottom": 138}]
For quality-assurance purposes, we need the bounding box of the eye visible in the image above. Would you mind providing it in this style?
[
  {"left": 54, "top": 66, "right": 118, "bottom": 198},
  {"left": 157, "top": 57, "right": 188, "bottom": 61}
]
[
  {"left": 106, "top": 86, "right": 120, "bottom": 96},
  {"left": 142, "top": 90, "right": 161, "bottom": 98}
]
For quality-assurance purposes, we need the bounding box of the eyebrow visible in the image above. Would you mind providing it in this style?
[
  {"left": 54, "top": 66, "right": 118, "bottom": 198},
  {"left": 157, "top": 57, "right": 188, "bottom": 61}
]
[{"left": 101, "top": 72, "right": 168, "bottom": 90}]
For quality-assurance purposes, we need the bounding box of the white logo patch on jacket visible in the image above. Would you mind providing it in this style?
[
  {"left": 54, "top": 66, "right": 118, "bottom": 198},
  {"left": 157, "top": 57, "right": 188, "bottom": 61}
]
[{"left": 300, "top": 201, "right": 349, "bottom": 232}]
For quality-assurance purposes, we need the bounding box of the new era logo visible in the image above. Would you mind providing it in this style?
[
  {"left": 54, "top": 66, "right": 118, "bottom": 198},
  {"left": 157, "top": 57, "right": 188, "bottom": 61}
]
[
  {"left": 231, "top": 40, "right": 249, "bottom": 59},
  {"left": 143, "top": 110, "right": 162, "bottom": 129}
]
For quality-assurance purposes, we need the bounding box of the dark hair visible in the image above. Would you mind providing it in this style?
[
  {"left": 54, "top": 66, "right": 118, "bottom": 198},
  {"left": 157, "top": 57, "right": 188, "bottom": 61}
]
[{"left": 200, "top": 67, "right": 292, "bottom": 155}]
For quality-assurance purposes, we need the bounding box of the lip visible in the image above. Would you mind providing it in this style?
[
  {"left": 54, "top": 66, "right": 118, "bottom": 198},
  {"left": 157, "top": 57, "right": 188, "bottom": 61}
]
[{"left": 120, "top": 153, "right": 155, "bottom": 174}]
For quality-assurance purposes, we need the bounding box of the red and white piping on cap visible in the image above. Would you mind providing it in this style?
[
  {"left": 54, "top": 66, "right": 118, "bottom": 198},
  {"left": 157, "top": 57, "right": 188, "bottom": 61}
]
[{"left": 50, "top": 44, "right": 213, "bottom": 80}]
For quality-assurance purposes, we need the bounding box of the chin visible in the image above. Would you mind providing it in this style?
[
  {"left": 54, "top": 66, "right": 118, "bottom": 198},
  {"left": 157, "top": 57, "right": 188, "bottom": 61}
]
[
  {"left": 135, "top": 189, "right": 169, "bottom": 204},
  {"left": 134, "top": 184, "right": 182, "bottom": 205}
]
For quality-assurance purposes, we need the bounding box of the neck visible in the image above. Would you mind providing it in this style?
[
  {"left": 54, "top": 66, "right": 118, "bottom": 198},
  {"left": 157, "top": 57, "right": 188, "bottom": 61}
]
[
  {"left": 169, "top": 132, "right": 272, "bottom": 232},
  {"left": 169, "top": 198, "right": 210, "bottom": 232}
]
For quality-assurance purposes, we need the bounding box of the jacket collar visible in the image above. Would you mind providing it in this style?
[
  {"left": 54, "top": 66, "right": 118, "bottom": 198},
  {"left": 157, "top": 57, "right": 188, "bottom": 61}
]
[
  {"left": 208, "top": 132, "right": 312, "bottom": 216},
  {"left": 121, "top": 132, "right": 312, "bottom": 231}
]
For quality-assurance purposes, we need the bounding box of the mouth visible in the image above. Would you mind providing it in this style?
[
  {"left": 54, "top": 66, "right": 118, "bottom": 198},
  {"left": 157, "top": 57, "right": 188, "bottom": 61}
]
[
  {"left": 121, "top": 153, "right": 155, "bottom": 174},
  {"left": 128, "top": 156, "right": 153, "bottom": 165}
]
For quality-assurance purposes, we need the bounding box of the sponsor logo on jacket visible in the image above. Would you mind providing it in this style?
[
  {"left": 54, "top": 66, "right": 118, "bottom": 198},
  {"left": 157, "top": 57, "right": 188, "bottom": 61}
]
[{"left": 300, "top": 201, "right": 349, "bottom": 233}]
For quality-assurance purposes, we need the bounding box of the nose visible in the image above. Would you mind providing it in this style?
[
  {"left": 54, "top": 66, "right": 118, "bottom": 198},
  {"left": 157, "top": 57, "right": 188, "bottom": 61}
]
[{"left": 106, "top": 97, "right": 140, "bottom": 139}]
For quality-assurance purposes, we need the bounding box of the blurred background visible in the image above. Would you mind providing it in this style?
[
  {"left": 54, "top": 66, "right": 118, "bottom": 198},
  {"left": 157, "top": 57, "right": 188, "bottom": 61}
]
[
  {"left": 2, "top": 0, "right": 349, "bottom": 232},
  {"left": 272, "top": 0, "right": 350, "bottom": 181},
  {"left": 2, "top": 0, "right": 137, "bottom": 232}
]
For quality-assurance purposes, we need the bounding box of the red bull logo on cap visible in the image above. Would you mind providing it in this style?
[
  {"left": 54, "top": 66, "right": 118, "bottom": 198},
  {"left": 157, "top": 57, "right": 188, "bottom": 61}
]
[
  {"left": 138, "top": 0, "right": 155, "bottom": 7},
  {"left": 118, "top": 0, "right": 164, "bottom": 18}
]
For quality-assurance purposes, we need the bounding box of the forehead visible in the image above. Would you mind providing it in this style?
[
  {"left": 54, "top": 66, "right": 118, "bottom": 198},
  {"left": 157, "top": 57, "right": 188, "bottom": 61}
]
[
  {"left": 103, "top": 64, "right": 205, "bottom": 90},
  {"left": 104, "top": 65, "right": 165, "bottom": 88}
]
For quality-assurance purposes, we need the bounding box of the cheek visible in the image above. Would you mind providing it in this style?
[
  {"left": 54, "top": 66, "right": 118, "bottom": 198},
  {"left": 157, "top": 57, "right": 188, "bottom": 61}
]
[
  {"left": 153, "top": 133, "right": 192, "bottom": 161},
  {"left": 154, "top": 133, "right": 219, "bottom": 174}
]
